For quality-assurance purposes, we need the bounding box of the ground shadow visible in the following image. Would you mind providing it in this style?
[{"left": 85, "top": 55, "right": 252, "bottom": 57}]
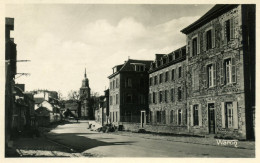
[{"left": 46, "top": 132, "right": 135, "bottom": 153}]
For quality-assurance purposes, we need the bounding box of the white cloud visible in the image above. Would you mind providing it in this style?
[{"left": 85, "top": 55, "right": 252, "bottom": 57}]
[{"left": 15, "top": 15, "right": 200, "bottom": 98}]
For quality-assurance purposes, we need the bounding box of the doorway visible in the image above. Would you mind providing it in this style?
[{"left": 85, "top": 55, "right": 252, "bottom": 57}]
[
  {"left": 208, "top": 103, "right": 215, "bottom": 134},
  {"left": 141, "top": 111, "right": 146, "bottom": 128}
]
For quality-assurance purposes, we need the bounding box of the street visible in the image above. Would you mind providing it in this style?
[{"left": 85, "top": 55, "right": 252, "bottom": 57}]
[{"left": 32, "top": 120, "right": 254, "bottom": 158}]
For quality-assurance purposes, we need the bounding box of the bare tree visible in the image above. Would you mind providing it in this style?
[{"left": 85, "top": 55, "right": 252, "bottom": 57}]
[{"left": 67, "top": 90, "right": 80, "bottom": 101}]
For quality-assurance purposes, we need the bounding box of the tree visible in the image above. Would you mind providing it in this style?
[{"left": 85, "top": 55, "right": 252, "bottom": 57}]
[{"left": 67, "top": 90, "right": 80, "bottom": 101}]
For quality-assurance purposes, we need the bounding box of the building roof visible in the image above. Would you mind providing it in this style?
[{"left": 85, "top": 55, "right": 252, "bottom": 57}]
[
  {"left": 34, "top": 97, "right": 45, "bottom": 104},
  {"left": 64, "top": 101, "right": 78, "bottom": 111},
  {"left": 181, "top": 4, "right": 239, "bottom": 34},
  {"left": 149, "top": 46, "right": 186, "bottom": 73},
  {"left": 155, "top": 54, "right": 165, "bottom": 61},
  {"left": 108, "top": 59, "right": 153, "bottom": 79}
]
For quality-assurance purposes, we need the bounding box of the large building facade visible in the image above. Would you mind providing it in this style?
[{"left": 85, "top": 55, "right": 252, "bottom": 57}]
[
  {"left": 108, "top": 59, "right": 153, "bottom": 126},
  {"left": 148, "top": 46, "right": 188, "bottom": 131},
  {"left": 181, "top": 4, "right": 255, "bottom": 139}
]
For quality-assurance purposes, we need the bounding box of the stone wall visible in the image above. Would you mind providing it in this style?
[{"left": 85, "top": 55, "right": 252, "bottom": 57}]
[{"left": 186, "top": 5, "right": 247, "bottom": 139}]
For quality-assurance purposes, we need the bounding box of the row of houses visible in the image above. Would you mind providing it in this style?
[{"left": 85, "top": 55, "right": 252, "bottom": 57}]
[
  {"left": 5, "top": 18, "right": 65, "bottom": 150},
  {"left": 5, "top": 18, "right": 38, "bottom": 147},
  {"left": 104, "top": 4, "right": 255, "bottom": 140}
]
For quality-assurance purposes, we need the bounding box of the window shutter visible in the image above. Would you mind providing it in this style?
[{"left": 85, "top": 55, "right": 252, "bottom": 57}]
[
  {"left": 192, "top": 69, "right": 195, "bottom": 88},
  {"left": 233, "top": 101, "right": 238, "bottom": 129},
  {"left": 202, "top": 66, "right": 207, "bottom": 89},
  {"left": 203, "top": 32, "right": 206, "bottom": 51},
  {"left": 221, "top": 102, "right": 226, "bottom": 128},
  {"left": 198, "top": 104, "right": 202, "bottom": 126},
  {"left": 176, "top": 110, "right": 179, "bottom": 125},
  {"left": 230, "top": 17, "right": 235, "bottom": 39},
  {"left": 212, "top": 28, "right": 215, "bottom": 48},
  {"left": 197, "top": 35, "right": 200, "bottom": 54},
  {"left": 189, "top": 40, "right": 192, "bottom": 57},
  {"left": 224, "top": 21, "right": 227, "bottom": 44},
  {"left": 190, "top": 105, "right": 193, "bottom": 126},
  {"left": 220, "top": 60, "right": 224, "bottom": 85},
  {"left": 231, "top": 57, "right": 236, "bottom": 83},
  {"left": 213, "top": 63, "right": 216, "bottom": 86}
]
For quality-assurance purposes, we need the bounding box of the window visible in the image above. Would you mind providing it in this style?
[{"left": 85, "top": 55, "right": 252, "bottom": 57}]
[
  {"left": 206, "top": 30, "right": 212, "bottom": 50},
  {"left": 116, "top": 112, "right": 118, "bottom": 122},
  {"left": 127, "top": 78, "right": 132, "bottom": 87},
  {"left": 224, "top": 18, "right": 235, "bottom": 43},
  {"left": 116, "top": 94, "right": 118, "bottom": 104},
  {"left": 140, "top": 65, "right": 144, "bottom": 71},
  {"left": 159, "top": 74, "right": 163, "bottom": 83},
  {"left": 165, "top": 71, "right": 168, "bottom": 82},
  {"left": 175, "top": 52, "right": 179, "bottom": 59},
  {"left": 193, "top": 105, "right": 199, "bottom": 126},
  {"left": 116, "top": 78, "right": 119, "bottom": 88},
  {"left": 207, "top": 64, "right": 214, "bottom": 87},
  {"left": 164, "top": 90, "right": 168, "bottom": 103},
  {"left": 225, "top": 19, "right": 231, "bottom": 42},
  {"left": 178, "top": 87, "right": 182, "bottom": 101},
  {"left": 170, "top": 110, "right": 174, "bottom": 123},
  {"left": 222, "top": 101, "right": 238, "bottom": 129},
  {"left": 113, "top": 80, "right": 115, "bottom": 89},
  {"left": 110, "top": 82, "right": 112, "bottom": 89},
  {"left": 113, "top": 112, "right": 115, "bottom": 122},
  {"left": 170, "top": 88, "right": 175, "bottom": 102},
  {"left": 109, "top": 96, "right": 113, "bottom": 105},
  {"left": 192, "top": 68, "right": 199, "bottom": 90},
  {"left": 222, "top": 58, "right": 236, "bottom": 85},
  {"left": 154, "top": 76, "right": 158, "bottom": 85},
  {"left": 162, "top": 111, "right": 166, "bottom": 124},
  {"left": 171, "top": 69, "right": 175, "bottom": 80},
  {"left": 178, "top": 109, "right": 182, "bottom": 125},
  {"left": 126, "top": 94, "right": 132, "bottom": 103},
  {"left": 192, "top": 37, "right": 197, "bottom": 56},
  {"left": 178, "top": 67, "right": 182, "bottom": 78},
  {"left": 157, "top": 111, "right": 161, "bottom": 123},
  {"left": 149, "top": 77, "right": 153, "bottom": 86},
  {"left": 225, "top": 102, "right": 233, "bottom": 128},
  {"left": 152, "top": 92, "right": 156, "bottom": 104},
  {"left": 159, "top": 91, "right": 163, "bottom": 103},
  {"left": 224, "top": 59, "right": 232, "bottom": 84},
  {"left": 149, "top": 93, "right": 151, "bottom": 104}
]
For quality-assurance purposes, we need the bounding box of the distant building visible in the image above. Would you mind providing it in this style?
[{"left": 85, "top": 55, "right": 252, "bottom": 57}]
[
  {"left": 181, "top": 4, "right": 255, "bottom": 139},
  {"left": 148, "top": 46, "right": 187, "bottom": 132},
  {"left": 79, "top": 68, "right": 91, "bottom": 119},
  {"left": 108, "top": 59, "right": 153, "bottom": 126},
  {"left": 95, "top": 89, "right": 110, "bottom": 126},
  {"left": 64, "top": 100, "right": 79, "bottom": 116}
]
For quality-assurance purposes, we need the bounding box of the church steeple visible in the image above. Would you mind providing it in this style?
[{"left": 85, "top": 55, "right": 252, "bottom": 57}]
[{"left": 84, "top": 68, "right": 87, "bottom": 78}]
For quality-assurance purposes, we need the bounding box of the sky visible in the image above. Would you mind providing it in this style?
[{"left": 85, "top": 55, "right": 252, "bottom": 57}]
[{"left": 5, "top": 4, "right": 214, "bottom": 99}]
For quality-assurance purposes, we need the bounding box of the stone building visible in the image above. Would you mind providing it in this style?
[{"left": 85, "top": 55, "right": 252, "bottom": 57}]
[
  {"left": 108, "top": 59, "right": 153, "bottom": 126},
  {"left": 79, "top": 68, "right": 91, "bottom": 119},
  {"left": 181, "top": 4, "right": 255, "bottom": 139},
  {"left": 148, "top": 46, "right": 188, "bottom": 133}
]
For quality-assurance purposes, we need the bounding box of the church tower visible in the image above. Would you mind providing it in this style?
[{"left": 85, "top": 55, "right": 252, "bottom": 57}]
[{"left": 79, "top": 68, "right": 91, "bottom": 119}]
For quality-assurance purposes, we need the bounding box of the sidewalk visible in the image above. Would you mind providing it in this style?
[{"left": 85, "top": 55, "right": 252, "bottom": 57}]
[{"left": 110, "top": 131, "right": 255, "bottom": 150}]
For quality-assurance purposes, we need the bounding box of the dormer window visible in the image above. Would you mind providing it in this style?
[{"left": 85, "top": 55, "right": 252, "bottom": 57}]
[
  {"left": 169, "top": 54, "right": 173, "bottom": 61},
  {"left": 132, "top": 63, "right": 145, "bottom": 72},
  {"left": 175, "top": 52, "right": 179, "bottom": 59}
]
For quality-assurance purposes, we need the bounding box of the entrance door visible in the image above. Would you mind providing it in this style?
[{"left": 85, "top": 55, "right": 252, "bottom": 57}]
[
  {"left": 208, "top": 103, "right": 215, "bottom": 134},
  {"left": 141, "top": 111, "right": 146, "bottom": 128}
]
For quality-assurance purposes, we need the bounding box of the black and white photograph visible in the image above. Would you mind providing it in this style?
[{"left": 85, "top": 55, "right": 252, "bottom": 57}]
[{"left": 2, "top": 0, "right": 256, "bottom": 159}]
